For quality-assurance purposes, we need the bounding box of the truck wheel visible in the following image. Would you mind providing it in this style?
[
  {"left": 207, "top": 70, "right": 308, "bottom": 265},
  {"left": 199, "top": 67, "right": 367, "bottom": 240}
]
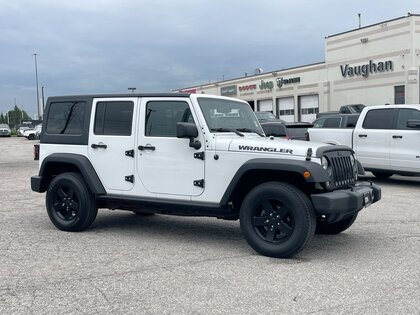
[
  {"left": 315, "top": 213, "right": 358, "bottom": 235},
  {"left": 240, "top": 182, "right": 316, "bottom": 258},
  {"left": 28, "top": 134, "right": 35, "bottom": 140},
  {"left": 371, "top": 171, "right": 393, "bottom": 179},
  {"left": 46, "top": 172, "right": 98, "bottom": 231}
]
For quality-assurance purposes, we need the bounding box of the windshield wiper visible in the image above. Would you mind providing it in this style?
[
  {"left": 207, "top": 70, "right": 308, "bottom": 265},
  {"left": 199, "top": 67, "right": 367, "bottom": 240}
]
[
  {"left": 236, "top": 128, "right": 265, "bottom": 137},
  {"left": 210, "top": 128, "right": 244, "bottom": 137}
]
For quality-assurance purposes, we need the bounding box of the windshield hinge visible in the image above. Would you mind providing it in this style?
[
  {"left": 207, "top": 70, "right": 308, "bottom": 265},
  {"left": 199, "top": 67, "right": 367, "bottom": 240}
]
[{"left": 194, "top": 152, "right": 205, "bottom": 160}]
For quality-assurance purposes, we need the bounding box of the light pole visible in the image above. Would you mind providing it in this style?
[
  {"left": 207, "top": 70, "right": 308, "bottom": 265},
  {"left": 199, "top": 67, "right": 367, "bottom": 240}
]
[
  {"left": 41, "top": 86, "right": 45, "bottom": 114},
  {"left": 33, "top": 53, "right": 40, "bottom": 119}
]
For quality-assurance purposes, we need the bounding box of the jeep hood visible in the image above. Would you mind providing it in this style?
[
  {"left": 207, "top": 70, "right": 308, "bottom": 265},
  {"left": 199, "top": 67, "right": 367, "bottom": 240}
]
[{"left": 213, "top": 136, "right": 332, "bottom": 158}]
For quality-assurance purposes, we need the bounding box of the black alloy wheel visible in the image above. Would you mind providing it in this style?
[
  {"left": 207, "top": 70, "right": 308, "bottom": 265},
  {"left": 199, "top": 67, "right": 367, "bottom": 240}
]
[
  {"left": 46, "top": 172, "right": 98, "bottom": 231},
  {"left": 240, "top": 182, "right": 316, "bottom": 258}
]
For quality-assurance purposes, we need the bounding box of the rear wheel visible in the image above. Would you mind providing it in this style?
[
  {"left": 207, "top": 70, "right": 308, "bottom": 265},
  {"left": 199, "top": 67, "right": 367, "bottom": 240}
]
[
  {"left": 372, "top": 171, "right": 393, "bottom": 179},
  {"left": 46, "top": 172, "right": 98, "bottom": 231},
  {"left": 28, "top": 134, "right": 35, "bottom": 140},
  {"left": 315, "top": 213, "right": 358, "bottom": 234},
  {"left": 240, "top": 182, "right": 316, "bottom": 258}
]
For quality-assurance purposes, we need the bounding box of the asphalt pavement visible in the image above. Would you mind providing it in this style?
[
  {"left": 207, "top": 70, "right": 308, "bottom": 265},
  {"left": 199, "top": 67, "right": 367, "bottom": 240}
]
[{"left": 0, "top": 137, "right": 419, "bottom": 314}]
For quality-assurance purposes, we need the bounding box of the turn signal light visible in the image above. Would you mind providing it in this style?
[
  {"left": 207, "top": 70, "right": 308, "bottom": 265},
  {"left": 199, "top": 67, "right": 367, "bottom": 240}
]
[{"left": 303, "top": 171, "right": 311, "bottom": 179}]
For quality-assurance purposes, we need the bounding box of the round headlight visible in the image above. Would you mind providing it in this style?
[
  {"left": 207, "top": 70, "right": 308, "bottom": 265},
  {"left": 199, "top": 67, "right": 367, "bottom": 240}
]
[{"left": 321, "top": 157, "right": 328, "bottom": 170}]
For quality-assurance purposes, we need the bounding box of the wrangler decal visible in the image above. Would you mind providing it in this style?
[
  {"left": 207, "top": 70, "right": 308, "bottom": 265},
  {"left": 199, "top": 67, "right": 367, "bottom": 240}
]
[{"left": 238, "top": 145, "right": 293, "bottom": 154}]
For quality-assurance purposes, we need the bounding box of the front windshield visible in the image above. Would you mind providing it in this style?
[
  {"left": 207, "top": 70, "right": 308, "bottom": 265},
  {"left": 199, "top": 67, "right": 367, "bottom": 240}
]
[{"left": 197, "top": 97, "right": 263, "bottom": 134}]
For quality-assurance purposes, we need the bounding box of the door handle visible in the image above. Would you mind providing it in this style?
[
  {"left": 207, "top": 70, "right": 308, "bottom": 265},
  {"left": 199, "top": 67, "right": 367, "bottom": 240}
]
[
  {"left": 392, "top": 135, "right": 403, "bottom": 139},
  {"left": 358, "top": 134, "right": 367, "bottom": 138},
  {"left": 91, "top": 143, "right": 107, "bottom": 149},
  {"left": 138, "top": 145, "right": 156, "bottom": 151}
]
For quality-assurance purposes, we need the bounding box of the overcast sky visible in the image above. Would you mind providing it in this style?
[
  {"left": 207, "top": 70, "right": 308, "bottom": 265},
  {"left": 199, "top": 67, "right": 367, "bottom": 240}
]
[{"left": 1, "top": 0, "right": 419, "bottom": 118}]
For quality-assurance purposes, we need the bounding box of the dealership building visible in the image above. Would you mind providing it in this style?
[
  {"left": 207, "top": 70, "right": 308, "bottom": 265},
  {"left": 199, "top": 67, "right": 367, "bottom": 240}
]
[{"left": 176, "top": 14, "right": 420, "bottom": 122}]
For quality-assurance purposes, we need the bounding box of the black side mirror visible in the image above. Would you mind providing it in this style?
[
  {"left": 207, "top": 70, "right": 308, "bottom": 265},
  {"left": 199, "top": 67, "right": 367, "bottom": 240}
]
[
  {"left": 176, "top": 122, "right": 201, "bottom": 150},
  {"left": 406, "top": 120, "right": 420, "bottom": 129}
]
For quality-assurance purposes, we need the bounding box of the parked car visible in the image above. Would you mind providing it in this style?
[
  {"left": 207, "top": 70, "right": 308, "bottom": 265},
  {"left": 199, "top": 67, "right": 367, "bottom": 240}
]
[
  {"left": 261, "top": 121, "right": 313, "bottom": 140},
  {"left": 255, "top": 111, "right": 285, "bottom": 123},
  {"left": 24, "top": 124, "right": 42, "bottom": 140},
  {"left": 312, "top": 113, "right": 360, "bottom": 129},
  {"left": 0, "top": 124, "right": 11, "bottom": 137},
  {"left": 307, "top": 104, "right": 420, "bottom": 178},
  {"left": 17, "top": 126, "right": 31, "bottom": 137}
]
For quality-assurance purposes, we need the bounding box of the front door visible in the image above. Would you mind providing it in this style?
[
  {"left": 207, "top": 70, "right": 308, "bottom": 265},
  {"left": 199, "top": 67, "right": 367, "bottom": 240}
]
[
  {"left": 136, "top": 97, "right": 205, "bottom": 196},
  {"left": 390, "top": 108, "right": 420, "bottom": 172},
  {"left": 88, "top": 98, "right": 137, "bottom": 192},
  {"left": 353, "top": 108, "right": 395, "bottom": 170}
]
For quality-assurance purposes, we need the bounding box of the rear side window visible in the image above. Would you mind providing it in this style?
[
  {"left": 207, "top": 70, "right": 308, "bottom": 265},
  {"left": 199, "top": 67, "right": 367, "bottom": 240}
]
[
  {"left": 323, "top": 117, "right": 341, "bottom": 128},
  {"left": 94, "top": 101, "right": 134, "bottom": 136},
  {"left": 145, "top": 101, "right": 193, "bottom": 137},
  {"left": 362, "top": 109, "right": 395, "bottom": 129},
  {"left": 345, "top": 116, "right": 359, "bottom": 128},
  {"left": 46, "top": 101, "right": 86, "bottom": 135},
  {"left": 396, "top": 109, "right": 420, "bottom": 129}
]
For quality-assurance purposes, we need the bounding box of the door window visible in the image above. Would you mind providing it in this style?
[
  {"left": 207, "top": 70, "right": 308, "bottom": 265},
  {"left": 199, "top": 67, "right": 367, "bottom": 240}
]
[
  {"left": 145, "top": 101, "right": 193, "bottom": 137},
  {"left": 362, "top": 109, "right": 395, "bottom": 129},
  {"left": 396, "top": 109, "right": 420, "bottom": 129},
  {"left": 94, "top": 101, "right": 134, "bottom": 136},
  {"left": 323, "top": 117, "right": 341, "bottom": 128}
]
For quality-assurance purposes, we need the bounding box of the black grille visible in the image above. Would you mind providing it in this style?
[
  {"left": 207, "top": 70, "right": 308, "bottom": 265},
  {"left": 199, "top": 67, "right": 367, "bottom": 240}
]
[{"left": 325, "top": 151, "right": 356, "bottom": 188}]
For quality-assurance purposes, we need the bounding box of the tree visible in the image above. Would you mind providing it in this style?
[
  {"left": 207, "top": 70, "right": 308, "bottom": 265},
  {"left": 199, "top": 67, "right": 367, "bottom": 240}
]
[
  {"left": 0, "top": 113, "right": 5, "bottom": 124},
  {"left": 3, "top": 105, "right": 32, "bottom": 127}
]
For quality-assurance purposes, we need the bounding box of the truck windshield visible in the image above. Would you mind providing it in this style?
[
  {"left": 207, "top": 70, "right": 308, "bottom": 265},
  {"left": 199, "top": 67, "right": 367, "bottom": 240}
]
[{"left": 197, "top": 97, "right": 263, "bottom": 134}]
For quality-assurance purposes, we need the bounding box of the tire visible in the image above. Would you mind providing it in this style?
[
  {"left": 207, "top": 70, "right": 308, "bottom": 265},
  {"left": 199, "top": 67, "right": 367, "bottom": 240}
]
[
  {"left": 28, "top": 134, "right": 35, "bottom": 140},
  {"left": 316, "top": 213, "right": 358, "bottom": 235},
  {"left": 371, "top": 171, "right": 393, "bottom": 179},
  {"left": 46, "top": 172, "right": 98, "bottom": 231},
  {"left": 240, "top": 182, "right": 316, "bottom": 258}
]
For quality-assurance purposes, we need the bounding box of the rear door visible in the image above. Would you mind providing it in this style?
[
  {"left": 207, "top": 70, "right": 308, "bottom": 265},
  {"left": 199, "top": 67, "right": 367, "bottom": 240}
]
[
  {"left": 390, "top": 108, "right": 420, "bottom": 172},
  {"left": 136, "top": 97, "right": 205, "bottom": 196},
  {"left": 88, "top": 98, "right": 137, "bottom": 192},
  {"left": 354, "top": 108, "right": 396, "bottom": 170}
]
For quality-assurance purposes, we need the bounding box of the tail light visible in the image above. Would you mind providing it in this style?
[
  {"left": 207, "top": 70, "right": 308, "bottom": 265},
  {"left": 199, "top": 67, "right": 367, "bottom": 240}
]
[{"left": 34, "top": 144, "right": 39, "bottom": 160}]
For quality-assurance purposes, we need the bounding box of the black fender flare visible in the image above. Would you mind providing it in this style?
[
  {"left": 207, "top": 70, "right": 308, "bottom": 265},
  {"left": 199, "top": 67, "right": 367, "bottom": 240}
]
[
  {"left": 219, "top": 158, "right": 330, "bottom": 206},
  {"left": 35, "top": 153, "right": 106, "bottom": 194}
]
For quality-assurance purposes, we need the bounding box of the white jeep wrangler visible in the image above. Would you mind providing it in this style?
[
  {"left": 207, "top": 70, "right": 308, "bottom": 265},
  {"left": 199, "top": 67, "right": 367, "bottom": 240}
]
[{"left": 31, "top": 93, "right": 381, "bottom": 258}]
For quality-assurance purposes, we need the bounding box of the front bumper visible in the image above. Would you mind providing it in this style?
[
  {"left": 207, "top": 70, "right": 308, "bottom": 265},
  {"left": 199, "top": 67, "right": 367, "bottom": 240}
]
[{"left": 311, "top": 181, "right": 381, "bottom": 215}]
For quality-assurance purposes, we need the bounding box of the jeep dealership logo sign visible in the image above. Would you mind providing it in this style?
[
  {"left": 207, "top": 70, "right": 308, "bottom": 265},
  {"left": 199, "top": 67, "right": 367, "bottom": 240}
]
[
  {"left": 340, "top": 60, "right": 393, "bottom": 78},
  {"left": 276, "top": 77, "right": 300, "bottom": 88}
]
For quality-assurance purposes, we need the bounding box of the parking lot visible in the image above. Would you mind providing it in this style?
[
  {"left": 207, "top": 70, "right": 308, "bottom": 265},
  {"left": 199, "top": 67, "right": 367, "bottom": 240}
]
[{"left": 0, "top": 137, "right": 419, "bottom": 314}]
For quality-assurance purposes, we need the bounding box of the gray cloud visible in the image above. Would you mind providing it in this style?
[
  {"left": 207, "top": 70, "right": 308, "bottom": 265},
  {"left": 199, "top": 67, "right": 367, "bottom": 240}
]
[{"left": 1, "top": 0, "right": 419, "bottom": 117}]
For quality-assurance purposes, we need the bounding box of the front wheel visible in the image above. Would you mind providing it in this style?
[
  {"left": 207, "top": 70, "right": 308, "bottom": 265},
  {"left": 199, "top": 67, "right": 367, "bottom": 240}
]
[
  {"left": 315, "top": 213, "right": 358, "bottom": 235},
  {"left": 240, "top": 182, "right": 316, "bottom": 258},
  {"left": 46, "top": 172, "right": 98, "bottom": 231}
]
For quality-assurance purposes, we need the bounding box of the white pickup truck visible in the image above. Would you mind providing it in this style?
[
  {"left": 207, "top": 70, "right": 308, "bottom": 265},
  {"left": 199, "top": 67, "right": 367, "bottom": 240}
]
[{"left": 308, "top": 105, "right": 420, "bottom": 178}]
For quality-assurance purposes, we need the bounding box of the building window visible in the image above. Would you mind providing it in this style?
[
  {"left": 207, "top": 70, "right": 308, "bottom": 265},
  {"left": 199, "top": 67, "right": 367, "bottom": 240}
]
[
  {"left": 279, "top": 109, "right": 295, "bottom": 116},
  {"left": 394, "top": 85, "right": 405, "bottom": 104}
]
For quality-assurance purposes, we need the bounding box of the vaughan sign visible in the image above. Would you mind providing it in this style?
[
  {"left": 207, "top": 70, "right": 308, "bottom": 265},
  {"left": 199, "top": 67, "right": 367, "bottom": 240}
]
[{"left": 340, "top": 60, "right": 393, "bottom": 78}]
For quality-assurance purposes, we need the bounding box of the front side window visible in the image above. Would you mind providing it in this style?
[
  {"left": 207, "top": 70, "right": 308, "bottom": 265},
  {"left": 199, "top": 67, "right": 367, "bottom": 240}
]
[
  {"left": 362, "top": 109, "right": 395, "bottom": 129},
  {"left": 197, "top": 97, "right": 263, "bottom": 133},
  {"left": 145, "top": 101, "right": 193, "bottom": 137},
  {"left": 46, "top": 101, "right": 86, "bottom": 135},
  {"left": 396, "top": 109, "right": 420, "bottom": 129},
  {"left": 94, "top": 101, "right": 134, "bottom": 136}
]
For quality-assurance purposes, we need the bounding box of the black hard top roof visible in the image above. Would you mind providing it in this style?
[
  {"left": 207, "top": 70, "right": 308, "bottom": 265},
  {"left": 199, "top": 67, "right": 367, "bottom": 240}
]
[{"left": 47, "top": 93, "right": 191, "bottom": 100}]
